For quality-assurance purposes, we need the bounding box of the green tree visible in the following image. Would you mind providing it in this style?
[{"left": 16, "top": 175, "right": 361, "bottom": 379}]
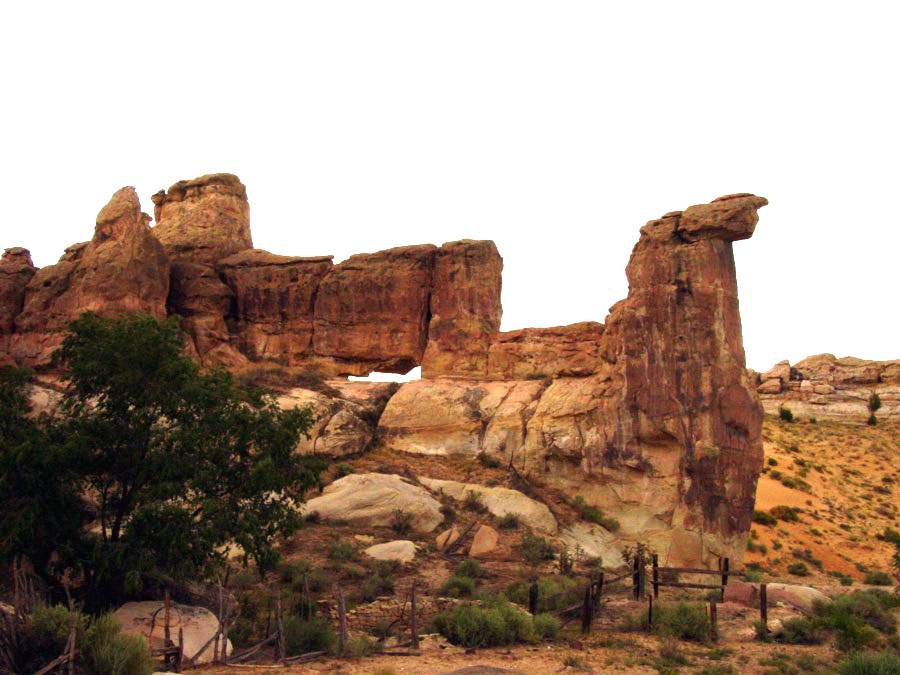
[{"left": 2, "top": 312, "right": 324, "bottom": 606}]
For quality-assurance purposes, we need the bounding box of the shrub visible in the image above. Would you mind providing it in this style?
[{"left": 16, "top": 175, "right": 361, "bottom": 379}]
[
  {"left": 359, "top": 571, "right": 394, "bottom": 602},
  {"left": 464, "top": 490, "right": 488, "bottom": 512},
  {"left": 344, "top": 633, "right": 381, "bottom": 657},
  {"left": 505, "top": 576, "right": 578, "bottom": 612},
  {"left": 478, "top": 452, "right": 501, "bottom": 469},
  {"left": 776, "top": 616, "right": 825, "bottom": 644},
  {"left": 623, "top": 601, "right": 713, "bottom": 643},
  {"left": 787, "top": 562, "right": 809, "bottom": 576},
  {"left": 497, "top": 513, "right": 520, "bottom": 529},
  {"left": 838, "top": 650, "right": 900, "bottom": 675},
  {"left": 779, "top": 407, "right": 794, "bottom": 422},
  {"left": 454, "top": 559, "right": 487, "bottom": 579},
  {"left": 532, "top": 613, "right": 561, "bottom": 641},
  {"left": 327, "top": 540, "right": 359, "bottom": 562},
  {"left": 571, "top": 496, "right": 620, "bottom": 531},
  {"left": 83, "top": 614, "right": 154, "bottom": 675},
  {"left": 282, "top": 616, "right": 337, "bottom": 656},
  {"left": 744, "top": 567, "right": 764, "bottom": 583},
  {"left": 433, "top": 597, "right": 537, "bottom": 647},
  {"left": 868, "top": 392, "right": 882, "bottom": 414},
  {"left": 864, "top": 570, "right": 893, "bottom": 586},
  {"left": 767, "top": 458, "right": 778, "bottom": 466},
  {"left": 440, "top": 576, "right": 477, "bottom": 598},
  {"left": 867, "top": 414, "right": 878, "bottom": 426},
  {"left": 519, "top": 534, "right": 556, "bottom": 566},
  {"left": 390, "top": 509, "right": 413, "bottom": 535},
  {"left": 333, "top": 463, "right": 353, "bottom": 479},
  {"left": 752, "top": 510, "right": 777, "bottom": 527},
  {"left": 770, "top": 505, "right": 800, "bottom": 522}
]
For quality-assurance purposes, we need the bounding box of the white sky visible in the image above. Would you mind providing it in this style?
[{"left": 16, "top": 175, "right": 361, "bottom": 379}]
[{"left": 2, "top": 2, "right": 898, "bottom": 374}]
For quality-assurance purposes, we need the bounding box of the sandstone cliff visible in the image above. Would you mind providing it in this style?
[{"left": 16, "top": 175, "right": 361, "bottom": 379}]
[
  {"left": 0, "top": 176, "right": 766, "bottom": 568},
  {"left": 754, "top": 354, "right": 900, "bottom": 422}
]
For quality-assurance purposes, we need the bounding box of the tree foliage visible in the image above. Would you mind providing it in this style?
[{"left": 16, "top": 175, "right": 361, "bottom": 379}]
[{"left": 1, "top": 312, "right": 324, "bottom": 606}]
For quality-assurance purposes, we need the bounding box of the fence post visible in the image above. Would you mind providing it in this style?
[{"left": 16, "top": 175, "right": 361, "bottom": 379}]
[
  {"left": 176, "top": 627, "right": 184, "bottom": 672},
  {"left": 528, "top": 582, "right": 539, "bottom": 615},
  {"left": 759, "top": 584, "right": 768, "bottom": 639},
  {"left": 581, "top": 585, "right": 592, "bottom": 633},
  {"left": 648, "top": 595, "right": 654, "bottom": 628},
  {"left": 594, "top": 573, "right": 604, "bottom": 611},
  {"left": 652, "top": 554, "right": 659, "bottom": 599},
  {"left": 632, "top": 554, "right": 640, "bottom": 600},
  {"left": 638, "top": 550, "right": 646, "bottom": 600},
  {"left": 720, "top": 557, "right": 729, "bottom": 603},
  {"left": 303, "top": 573, "right": 312, "bottom": 621},
  {"left": 275, "top": 588, "right": 285, "bottom": 661},
  {"left": 709, "top": 601, "right": 718, "bottom": 642},
  {"left": 410, "top": 582, "right": 419, "bottom": 650},
  {"left": 165, "top": 590, "right": 175, "bottom": 667},
  {"left": 335, "top": 584, "right": 348, "bottom": 655}
]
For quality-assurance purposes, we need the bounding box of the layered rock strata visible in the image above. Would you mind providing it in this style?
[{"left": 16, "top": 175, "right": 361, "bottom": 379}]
[{"left": 754, "top": 354, "right": 900, "bottom": 422}]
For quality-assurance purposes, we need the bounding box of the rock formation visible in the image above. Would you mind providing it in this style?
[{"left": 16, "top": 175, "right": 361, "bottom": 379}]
[
  {"left": 8, "top": 188, "right": 169, "bottom": 366},
  {"left": 151, "top": 173, "right": 252, "bottom": 265},
  {"left": 0, "top": 176, "right": 767, "bottom": 568},
  {"left": 754, "top": 354, "right": 899, "bottom": 422}
]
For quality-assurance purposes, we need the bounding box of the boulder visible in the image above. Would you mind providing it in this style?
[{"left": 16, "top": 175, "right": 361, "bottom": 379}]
[
  {"left": 468, "top": 525, "right": 500, "bottom": 558},
  {"left": 765, "top": 583, "right": 830, "bottom": 613},
  {"left": 151, "top": 173, "right": 251, "bottom": 265},
  {"left": 10, "top": 188, "right": 170, "bottom": 367},
  {"left": 757, "top": 378, "right": 782, "bottom": 394},
  {"left": 302, "top": 473, "right": 443, "bottom": 533},
  {"left": 418, "top": 477, "right": 557, "bottom": 534},
  {"left": 364, "top": 540, "right": 416, "bottom": 563},
  {"left": 112, "top": 601, "right": 230, "bottom": 665},
  {"left": 436, "top": 526, "right": 461, "bottom": 552},
  {"left": 723, "top": 579, "right": 759, "bottom": 607}
]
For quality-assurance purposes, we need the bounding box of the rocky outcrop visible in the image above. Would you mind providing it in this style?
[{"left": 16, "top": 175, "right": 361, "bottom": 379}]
[
  {"left": 276, "top": 381, "right": 396, "bottom": 456},
  {"left": 112, "top": 601, "right": 230, "bottom": 664},
  {"left": 418, "top": 477, "right": 557, "bottom": 534},
  {"left": 755, "top": 354, "right": 900, "bottom": 422},
  {"left": 0, "top": 248, "right": 36, "bottom": 350},
  {"left": 381, "top": 194, "right": 767, "bottom": 567},
  {"left": 8, "top": 188, "right": 169, "bottom": 366},
  {"left": 301, "top": 473, "right": 444, "bottom": 533},
  {"left": 151, "top": 173, "right": 251, "bottom": 265}
]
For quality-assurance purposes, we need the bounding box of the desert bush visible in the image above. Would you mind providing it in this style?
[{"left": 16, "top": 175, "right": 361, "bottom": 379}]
[
  {"left": 440, "top": 576, "right": 477, "bottom": 598},
  {"left": 359, "top": 571, "right": 394, "bottom": 603},
  {"left": 776, "top": 616, "right": 825, "bottom": 644},
  {"left": 864, "top": 570, "right": 893, "bottom": 586},
  {"left": 344, "top": 633, "right": 381, "bottom": 657},
  {"left": 770, "top": 505, "right": 801, "bottom": 522},
  {"left": 838, "top": 650, "right": 900, "bottom": 675},
  {"left": 390, "top": 509, "right": 413, "bottom": 535},
  {"left": 752, "top": 510, "right": 777, "bottom": 527},
  {"left": 622, "top": 601, "right": 713, "bottom": 644},
  {"left": 519, "top": 533, "right": 556, "bottom": 566},
  {"left": 464, "top": 489, "right": 487, "bottom": 512},
  {"left": 477, "top": 452, "right": 501, "bottom": 468},
  {"left": 282, "top": 616, "right": 337, "bottom": 656},
  {"left": 454, "top": 559, "right": 487, "bottom": 579},
  {"left": 433, "top": 597, "right": 537, "bottom": 647},
  {"left": 333, "top": 463, "right": 353, "bottom": 479},
  {"left": 505, "top": 576, "right": 578, "bottom": 612},
  {"left": 779, "top": 407, "right": 794, "bottom": 422},
  {"left": 327, "top": 540, "right": 359, "bottom": 562},
  {"left": 787, "top": 562, "right": 809, "bottom": 576},
  {"left": 867, "top": 414, "right": 878, "bottom": 426},
  {"left": 571, "top": 496, "right": 620, "bottom": 531},
  {"left": 497, "top": 513, "right": 520, "bottom": 529},
  {"left": 82, "top": 614, "right": 154, "bottom": 675},
  {"left": 532, "top": 613, "right": 561, "bottom": 641}
]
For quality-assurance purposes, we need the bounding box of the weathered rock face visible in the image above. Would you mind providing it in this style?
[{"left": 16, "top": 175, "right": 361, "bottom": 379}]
[
  {"left": 276, "top": 380, "right": 397, "bottom": 457},
  {"left": 0, "top": 248, "right": 37, "bottom": 346},
  {"left": 755, "top": 354, "right": 900, "bottom": 422},
  {"left": 485, "top": 322, "right": 605, "bottom": 380},
  {"left": 219, "top": 250, "right": 333, "bottom": 364},
  {"left": 9, "top": 188, "right": 169, "bottom": 366},
  {"left": 151, "top": 173, "right": 251, "bottom": 265},
  {"left": 421, "top": 240, "right": 503, "bottom": 379}
]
